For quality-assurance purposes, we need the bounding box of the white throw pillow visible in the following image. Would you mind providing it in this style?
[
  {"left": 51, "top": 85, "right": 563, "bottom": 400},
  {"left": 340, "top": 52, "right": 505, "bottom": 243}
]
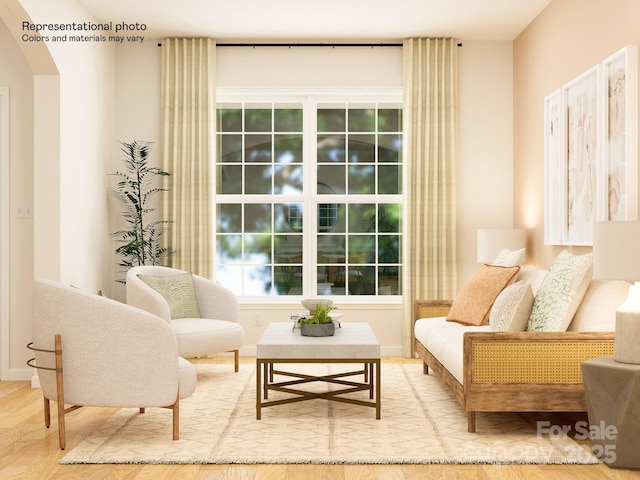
[
  {"left": 490, "top": 281, "right": 534, "bottom": 332},
  {"left": 492, "top": 248, "right": 526, "bottom": 267},
  {"left": 526, "top": 250, "right": 593, "bottom": 332}
]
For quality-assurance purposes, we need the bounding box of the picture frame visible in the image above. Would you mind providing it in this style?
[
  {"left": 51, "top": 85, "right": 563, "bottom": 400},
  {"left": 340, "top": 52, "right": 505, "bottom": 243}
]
[
  {"left": 544, "top": 88, "right": 565, "bottom": 245},
  {"left": 600, "top": 45, "right": 638, "bottom": 222},
  {"left": 563, "top": 64, "right": 600, "bottom": 246}
]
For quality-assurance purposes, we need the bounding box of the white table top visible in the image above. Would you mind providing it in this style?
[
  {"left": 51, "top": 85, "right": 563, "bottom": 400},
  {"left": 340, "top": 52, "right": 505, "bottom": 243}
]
[{"left": 257, "top": 322, "right": 380, "bottom": 360}]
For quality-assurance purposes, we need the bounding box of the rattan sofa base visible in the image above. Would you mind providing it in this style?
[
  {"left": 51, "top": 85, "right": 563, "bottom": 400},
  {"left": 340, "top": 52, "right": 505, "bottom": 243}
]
[{"left": 414, "top": 300, "right": 615, "bottom": 433}]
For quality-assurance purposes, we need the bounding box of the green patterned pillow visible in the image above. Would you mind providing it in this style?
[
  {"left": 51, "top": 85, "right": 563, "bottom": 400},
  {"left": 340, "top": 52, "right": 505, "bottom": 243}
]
[
  {"left": 526, "top": 250, "right": 593, "bottom": 332},
  {"left": 138, "top": 273, "right": 201, "bottom": 319}
]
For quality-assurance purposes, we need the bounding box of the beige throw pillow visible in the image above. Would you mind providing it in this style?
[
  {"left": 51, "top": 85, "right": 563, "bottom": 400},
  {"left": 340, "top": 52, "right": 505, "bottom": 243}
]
[
  {"left": 446, "top": 264, "right": 520, "bottom": 326},
  {"left": 138, "top": 272, "right": 201, "bottom": 319}
]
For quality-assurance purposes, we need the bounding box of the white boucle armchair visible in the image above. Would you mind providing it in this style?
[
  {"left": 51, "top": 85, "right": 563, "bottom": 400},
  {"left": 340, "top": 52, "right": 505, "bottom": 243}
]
[
  {"left": 29, "top": 278, "right": 197, "bottom": 450},
  {"left": 126, "top": 266, "right": 244, "bottom": 371}
]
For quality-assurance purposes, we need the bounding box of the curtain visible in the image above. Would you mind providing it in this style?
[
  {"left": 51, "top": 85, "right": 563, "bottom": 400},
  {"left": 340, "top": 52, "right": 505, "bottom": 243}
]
[
  {"left": 161, "top": 38, "right": 216, "bottom": 278},
  {"left": 402, "top": 38, "right": 458, "bottom": 356}
]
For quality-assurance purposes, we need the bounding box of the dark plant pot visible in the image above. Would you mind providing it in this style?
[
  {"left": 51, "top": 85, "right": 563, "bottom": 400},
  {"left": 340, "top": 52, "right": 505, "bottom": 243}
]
[{"left": 300, "top": 322, "right": 335, "bottom": 337}]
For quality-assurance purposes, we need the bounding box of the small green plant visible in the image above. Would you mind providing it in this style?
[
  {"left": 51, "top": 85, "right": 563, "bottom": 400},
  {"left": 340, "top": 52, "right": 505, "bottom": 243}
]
[
  {"left": 298, "top": 304, "right": 336, "bottom": 325},
  {"left": 111, "top": 141, "right": 172, "bottom": 282}
]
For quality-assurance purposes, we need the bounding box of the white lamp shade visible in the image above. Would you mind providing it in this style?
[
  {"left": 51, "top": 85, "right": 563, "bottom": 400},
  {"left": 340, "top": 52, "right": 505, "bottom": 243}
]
[
  {"left": 477, "top": 228, "right": 527, "bottom": 264},
  {"left": 593, "top": 221, "right": 640, "bottom": 281}
]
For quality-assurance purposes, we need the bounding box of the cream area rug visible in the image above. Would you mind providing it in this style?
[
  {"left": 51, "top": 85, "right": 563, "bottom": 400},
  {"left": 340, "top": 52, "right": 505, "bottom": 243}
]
[{"left": 60, "top": 362, "right": 598, "bottom": 465}]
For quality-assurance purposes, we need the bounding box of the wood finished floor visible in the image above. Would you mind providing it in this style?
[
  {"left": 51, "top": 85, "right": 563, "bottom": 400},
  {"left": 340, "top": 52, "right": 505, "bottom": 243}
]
[{"left": 1, "top": 356, "right": 639, "bottom": 480}]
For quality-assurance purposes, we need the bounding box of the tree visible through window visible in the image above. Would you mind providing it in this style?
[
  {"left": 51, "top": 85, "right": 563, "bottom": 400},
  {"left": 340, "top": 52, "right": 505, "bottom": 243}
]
[{"left": 215, "top": 94, "right": 402, "bottom": 300}]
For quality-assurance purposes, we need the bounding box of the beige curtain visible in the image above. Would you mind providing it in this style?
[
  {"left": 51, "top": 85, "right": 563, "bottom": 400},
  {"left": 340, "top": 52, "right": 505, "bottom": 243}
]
[
  {"left": 402, "top": 38, "right": 458, "bottom": 356},
  {"left": 161, "top": 38, "right": 216, "bottom": 278}
]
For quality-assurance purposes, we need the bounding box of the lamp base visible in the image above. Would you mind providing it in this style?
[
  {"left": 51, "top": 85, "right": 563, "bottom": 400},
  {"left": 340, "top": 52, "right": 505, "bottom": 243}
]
[{"left": 614, "top": 308, "right": 640, "bottom": 364}]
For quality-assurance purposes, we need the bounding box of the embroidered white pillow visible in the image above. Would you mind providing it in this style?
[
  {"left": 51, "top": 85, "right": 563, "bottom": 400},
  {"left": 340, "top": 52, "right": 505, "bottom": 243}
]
[
  {"left": 490, "top": 281, "right": 534, "bottom": 332},
  {"left": 492, "top": 248, "right": 526, "bottom": 267},
  {"left": 137, "top": 273, "right": 201, "bottom": 319},
  {"left": 526, "top": 250, "right": 593, "bottom": 332}
]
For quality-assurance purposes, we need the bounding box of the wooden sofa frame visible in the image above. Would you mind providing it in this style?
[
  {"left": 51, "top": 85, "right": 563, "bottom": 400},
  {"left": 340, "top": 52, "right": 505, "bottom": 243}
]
[{"left": 414, "top": 300, "right": 615, "bottom": 433}]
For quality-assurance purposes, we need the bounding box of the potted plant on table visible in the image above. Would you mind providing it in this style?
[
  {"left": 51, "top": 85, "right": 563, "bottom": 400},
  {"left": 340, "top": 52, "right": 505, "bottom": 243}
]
[{"left": 298, "top": 303, "right": 337, "bottom": 337}]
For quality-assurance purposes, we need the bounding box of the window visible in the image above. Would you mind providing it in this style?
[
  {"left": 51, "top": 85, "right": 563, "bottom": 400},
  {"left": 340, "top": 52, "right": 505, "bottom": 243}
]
[{"left": 215, "top": 92, "right": 402, "bottom": 300}]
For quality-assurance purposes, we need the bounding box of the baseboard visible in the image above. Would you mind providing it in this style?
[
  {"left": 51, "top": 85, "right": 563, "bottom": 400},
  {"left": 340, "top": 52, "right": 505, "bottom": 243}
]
[{"left": 3, "top": 367, "right": 35, "bottom": 382}]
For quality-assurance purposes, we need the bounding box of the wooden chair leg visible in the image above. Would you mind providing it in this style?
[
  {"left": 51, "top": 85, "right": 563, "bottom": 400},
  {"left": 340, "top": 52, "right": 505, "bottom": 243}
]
[
  {"left": 54, "top": 334, "right": 66, "bottom": 450},
  {"left": 140, "top": 408, "right": 145, "bottom": 413},
  {"left": 423, "top": 362, "right": 429, "bottom": 375},
  {"left": 172, "top": 399, "right": 179, "bottom": 440},
  {"left": 44, "top": 396, "right": 51, "bottom": 428},
  {"left": 234, "top": 349, "right": 239, "bottom": 372}
]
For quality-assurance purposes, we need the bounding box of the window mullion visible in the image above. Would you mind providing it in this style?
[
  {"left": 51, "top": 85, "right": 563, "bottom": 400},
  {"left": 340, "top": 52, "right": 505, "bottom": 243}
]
[{"left": 303, "top": 96, "right": 317, "bottom": 298}]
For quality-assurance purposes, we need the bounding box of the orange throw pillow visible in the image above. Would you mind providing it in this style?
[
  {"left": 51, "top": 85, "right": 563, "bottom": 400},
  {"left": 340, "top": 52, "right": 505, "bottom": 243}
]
[{"left": 446, "top": 264, "right": 520, "bottom": 326}]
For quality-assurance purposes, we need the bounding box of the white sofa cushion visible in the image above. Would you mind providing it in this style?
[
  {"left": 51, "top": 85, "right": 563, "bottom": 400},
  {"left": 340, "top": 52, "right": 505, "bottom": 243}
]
[
  {"left": 489, "top": 281, "right": 534, "bottom": 332},
  {"left": 527, "top": 250, "right": 593, "bottom": 332},
  {"left": 415, "top": 317, "right": 491, "bottom": 384},
  {"left": 567, "top": 279, "right": 630, "bottom": 332},
  {"left": 172, "top": 318, "right": 245, "bottom": 358}
]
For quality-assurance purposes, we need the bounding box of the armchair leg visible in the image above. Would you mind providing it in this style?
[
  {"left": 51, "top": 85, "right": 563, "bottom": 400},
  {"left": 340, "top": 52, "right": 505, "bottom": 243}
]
[
  {"left": 54, "top": 334, "right": 66, "bottom": 450},
  {"left": 44, "top": 397, "right": 51, "bottom": 428},
  {"left": 234, "top": 349, "right": 239, "bottom": 372},
  {"left": 172, "top": 399, "right": 179, "bottom": 440}
]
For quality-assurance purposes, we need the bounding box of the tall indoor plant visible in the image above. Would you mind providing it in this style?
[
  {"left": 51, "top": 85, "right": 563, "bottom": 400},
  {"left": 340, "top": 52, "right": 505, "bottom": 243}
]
[{"left": 111, "top": 140, "right": 172, "bottom": 281}]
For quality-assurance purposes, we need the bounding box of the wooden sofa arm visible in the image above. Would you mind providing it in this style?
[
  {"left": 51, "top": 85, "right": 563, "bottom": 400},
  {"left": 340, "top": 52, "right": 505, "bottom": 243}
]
[{"left": 463, "top": 331, "right": 615, "bottom": 384}]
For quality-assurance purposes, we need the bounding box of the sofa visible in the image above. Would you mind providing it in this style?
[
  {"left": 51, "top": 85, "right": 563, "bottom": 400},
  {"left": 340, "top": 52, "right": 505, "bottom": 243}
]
[{"left": 413, "top": 250, "right": 630, "bottom": 433}]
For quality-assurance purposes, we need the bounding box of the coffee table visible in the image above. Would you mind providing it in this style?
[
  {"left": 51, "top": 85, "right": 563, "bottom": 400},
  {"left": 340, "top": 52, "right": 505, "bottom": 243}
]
[{"left": 256, "top": 322, "right": 381, "bottom": 419}]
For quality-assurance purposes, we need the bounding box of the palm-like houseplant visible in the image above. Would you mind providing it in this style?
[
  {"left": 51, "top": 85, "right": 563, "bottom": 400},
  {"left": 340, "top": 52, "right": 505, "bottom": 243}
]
[{"left": 111, "top": 141, "right": 172, "bottom": 281}]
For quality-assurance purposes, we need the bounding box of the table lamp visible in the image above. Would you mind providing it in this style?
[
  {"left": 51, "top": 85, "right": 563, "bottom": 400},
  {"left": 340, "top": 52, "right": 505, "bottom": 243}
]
[
  {"left": 593, "top": 221, "right": 640, "bottom": 364},
  {"left": 476, "top": 228, "right": 527, "bottom": 264}
]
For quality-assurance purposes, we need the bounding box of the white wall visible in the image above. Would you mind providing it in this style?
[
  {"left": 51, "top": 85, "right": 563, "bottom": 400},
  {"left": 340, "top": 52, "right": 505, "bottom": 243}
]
[{"left": 1, "top": 0, "right": 116, "bottom": 379}]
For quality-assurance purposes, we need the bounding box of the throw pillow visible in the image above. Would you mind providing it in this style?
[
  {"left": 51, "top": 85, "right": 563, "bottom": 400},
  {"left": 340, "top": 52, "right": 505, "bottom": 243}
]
[
  {"left": 526, "top": 250, "right": 593, "bottom": 332},
  {"left": 137, "top": 273, "right": 201, "bottom": 319},
  {"left": 489, "top": 281, "right": 534, "bottom": 332},
  {"left": 446, "top": 264, "right": 520, "bottom": 326},
  {"left": 492, "top": 247, "right": 526, "bottom": 267}
]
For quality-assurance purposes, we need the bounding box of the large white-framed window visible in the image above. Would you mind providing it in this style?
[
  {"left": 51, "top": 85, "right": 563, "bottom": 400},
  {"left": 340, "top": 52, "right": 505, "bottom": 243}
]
[{"left": 215, "top": 89, "right": 402, "bottom": 302}]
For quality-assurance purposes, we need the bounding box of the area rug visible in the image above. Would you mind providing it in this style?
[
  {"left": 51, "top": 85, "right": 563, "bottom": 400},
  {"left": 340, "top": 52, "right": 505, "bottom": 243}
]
[{"left": 60, "top": 362, "right": 598, "bottom": 465}]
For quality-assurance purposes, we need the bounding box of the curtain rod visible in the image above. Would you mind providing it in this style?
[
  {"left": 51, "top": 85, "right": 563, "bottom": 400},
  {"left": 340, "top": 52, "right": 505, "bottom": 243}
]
[
  {"left": 215, "top": 42, "right": 403, "bottom": 48},
  {"left": 157, "top": 42, "right": 463, "bottom": 48}
]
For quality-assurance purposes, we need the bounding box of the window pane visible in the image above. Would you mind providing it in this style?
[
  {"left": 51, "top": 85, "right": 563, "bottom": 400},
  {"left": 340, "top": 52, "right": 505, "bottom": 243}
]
[
  {"left": 244, "top": 234, "right": 272, "bottom": 263},
  {"left": 218, "top": 134, "right": 242, "bottom": 163},
  {"left": 378, "top": 234, "right": 400, "bottom": 264},
  {"left": 378, "top": 108, "right": 402, "bottom": 132},
  {"left": 378, "top": 204, "right": 402, "bottom": 232},
  {"left": 245, "top": 134, "right": 272, "bottom": 163},
  {"left": 348, "top": 164, "right": 375, "bottom": 194},
  {"left": 274, "top": 165, "right": 303, "bottom": 195},
  {"left": 348, "top": 235, "right": 375, "bottom": 261},
  {"left": 217, "top": 203, "right": 242, "bottom": 232},
  {"left": 378, "top": 165, "right": 401, "bottom": 194},
  {"left": 218, "top": 107, "right": 242, "bottom": 132},
  {"left": 348, "top": 203, "right": 375, "bottom": 233},
  {"left": 378, "top": 266, "right": 401, "bottom": 295},
  {"left": 244, "top": 204, "right": 272, "bottom": 233},
  {"left": 348, "top": 134, "right": 375, "bottom": 163},
  {"left": 218, "top": 165, "right": 242, "bottom": 194},
  {"left": 216, "top": 234, "right": 242, "bottom": 262},
  {"left": 275, "top": 203, "right": 303, "bottom": 233},
  {"left": 245, "top": 265, "right": 272, "bottom": 295},
  {"left": 317, "top": 166, "right": 345, "bottom": 194},
  {"left": 245, "top": 108, "right": 272, "bottom": 132},
  {"left": 317, "top": 135, "right": 345, "bottom": 163},
  {"left": 318, "top": 234, "right": 346, "bottom": 262},
  {"left": 245, "top": 165, "right": 272, "bottom": 194},
  {"left": 317, "top": 108, "right": 345, "bottom": 132},
  {"left": 274, "top": 108, "right": 302, "bottom": 132},
  {"left": 378, "top": 134, "right": 401, "bottom": 163},
  {"left": 274, "top": 134, "right": 302, "bottom": 163},
  {"left": 348, "top": 106, "right": 375, "bottom": 132}
]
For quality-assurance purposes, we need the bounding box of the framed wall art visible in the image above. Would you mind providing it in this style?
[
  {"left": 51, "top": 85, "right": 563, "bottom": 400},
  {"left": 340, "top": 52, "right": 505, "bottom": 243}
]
[
  {"left": 600, "top": 45, "right": 638, "bottom": 222},
  {"left": 543, "top": 45, "right": 638, "bottom": 246}
]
